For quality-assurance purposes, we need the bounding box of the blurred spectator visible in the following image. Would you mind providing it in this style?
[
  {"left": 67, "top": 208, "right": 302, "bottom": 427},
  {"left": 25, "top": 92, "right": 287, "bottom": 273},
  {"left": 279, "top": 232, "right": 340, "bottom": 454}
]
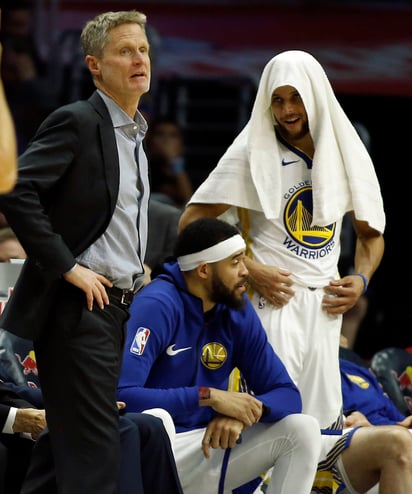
[
  {"left": 145, "top": 117, "right": 193, "bottom": 208},
  {"left": 144, "top": 198, "right": 181, "bottom": 283},
  {"left": 0, "top": 0, "right": 44, "bottom": 77},
  {"left": 0, "top": 1, "right": 35, "bottom": 37},
  {"left": 0, "top": 1, "right": 59, "bottom": 153},
  {"left": 0, "top": 227, "right": 26, "bottom": 262}
]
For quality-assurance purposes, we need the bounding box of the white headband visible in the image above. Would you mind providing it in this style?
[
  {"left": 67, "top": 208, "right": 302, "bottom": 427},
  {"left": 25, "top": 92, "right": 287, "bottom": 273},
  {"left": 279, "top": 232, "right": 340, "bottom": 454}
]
[{"left": 177, "top": 234, "right": 246, "bottom": 271}]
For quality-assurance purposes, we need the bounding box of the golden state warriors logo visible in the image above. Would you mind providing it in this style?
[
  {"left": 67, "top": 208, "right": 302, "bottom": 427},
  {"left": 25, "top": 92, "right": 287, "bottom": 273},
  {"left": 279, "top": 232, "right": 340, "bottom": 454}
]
[
  {"left": 201, "top": 343, "right": 227, "bottom": 370},
  {"left": 347, "top": 373, "right": 370, "bottom": 390},
  {"left": 284, "top": 186, "right": 335, "bottom": 248}
]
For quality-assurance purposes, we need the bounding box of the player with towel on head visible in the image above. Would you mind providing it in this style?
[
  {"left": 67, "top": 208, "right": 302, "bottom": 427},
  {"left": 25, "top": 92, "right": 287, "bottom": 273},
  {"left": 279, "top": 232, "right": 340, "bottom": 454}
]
[{"left": 179, "top": 50, "right": 385, "bottom": 436}]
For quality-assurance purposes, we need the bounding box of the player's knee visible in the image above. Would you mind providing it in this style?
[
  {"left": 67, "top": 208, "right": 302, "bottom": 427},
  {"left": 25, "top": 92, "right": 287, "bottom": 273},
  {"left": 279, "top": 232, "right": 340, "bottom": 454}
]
[
  {"left": 383, "top": 427, "right": 412, "bottom": 470},
  {"left": 281, "top": 413, "right": 321, "bottom": 457}
]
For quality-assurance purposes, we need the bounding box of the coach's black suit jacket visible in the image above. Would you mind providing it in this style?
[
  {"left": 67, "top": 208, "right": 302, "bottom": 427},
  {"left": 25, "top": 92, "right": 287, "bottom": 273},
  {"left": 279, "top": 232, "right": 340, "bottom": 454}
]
[{"left": 0, "top": 91, "right": 121, "bottom": 340}]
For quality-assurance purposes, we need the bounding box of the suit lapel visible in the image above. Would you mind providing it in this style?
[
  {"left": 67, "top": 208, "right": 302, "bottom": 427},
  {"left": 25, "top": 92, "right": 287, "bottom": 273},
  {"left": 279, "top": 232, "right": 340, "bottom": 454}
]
[{"left": 88, "top": 92, "right": 119, "bottom": 216}]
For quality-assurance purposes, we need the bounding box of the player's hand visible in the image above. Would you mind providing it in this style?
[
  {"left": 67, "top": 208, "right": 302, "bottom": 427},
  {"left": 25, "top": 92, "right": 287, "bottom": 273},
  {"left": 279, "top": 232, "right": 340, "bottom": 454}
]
[
  {"left": 202, "top": 389, "right": 263, "bottom": 427},
  {"left": 14, "top": 408, "right": 46, "bottom": 440},
  {"left": 201, "top": 416, "right": 244, "bottom": 459},
  {"left": 344, "top": 411, "right": 371, "bottom": 428},
  {"left": 322, "top": 274, "right": 365, "bottom": 315},
  {"left": 63, "top": 264, "right": 113, "bottom": 311},
  {"left": 397, "top": 416, "right": 412, "bottom": 428},
  {"left": 244, "top": 258, "right": 294, "bottom": 308}
]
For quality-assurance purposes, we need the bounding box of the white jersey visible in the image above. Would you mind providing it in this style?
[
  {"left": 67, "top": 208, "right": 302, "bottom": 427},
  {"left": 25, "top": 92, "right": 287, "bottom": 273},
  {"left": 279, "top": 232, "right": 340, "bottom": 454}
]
[
  {"left": 236, "top": 137, "right": 344, "bottom": 430},
  {"left": 240, "top": 138, "right": 342, "bottom": 287}
]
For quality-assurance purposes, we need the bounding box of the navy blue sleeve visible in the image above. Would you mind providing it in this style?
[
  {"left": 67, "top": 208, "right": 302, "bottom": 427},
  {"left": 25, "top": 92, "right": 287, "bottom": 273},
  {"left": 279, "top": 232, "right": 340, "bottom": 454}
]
[
  {"left": 3, "top": 383, "right": 44, "bottom": 409},
  {"left": 118, "top": 290, "right": 199, "bottom": 415}
]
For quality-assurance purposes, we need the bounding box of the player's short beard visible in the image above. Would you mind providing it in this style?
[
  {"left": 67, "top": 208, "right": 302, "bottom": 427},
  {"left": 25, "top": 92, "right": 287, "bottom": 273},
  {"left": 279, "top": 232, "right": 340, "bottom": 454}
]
[
  {"left": 277, "top": 119, "right": 310, "bottom": 142},
  {"left": 210, "top": 274, "right": 246, "bottom": 310}
]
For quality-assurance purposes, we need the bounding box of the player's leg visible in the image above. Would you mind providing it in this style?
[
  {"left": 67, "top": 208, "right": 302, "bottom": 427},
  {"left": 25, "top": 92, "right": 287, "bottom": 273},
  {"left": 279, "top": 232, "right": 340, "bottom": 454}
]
[
  {"left": 250, "top": 291, "right": 305, "bottom": 386},
  {"left": 224, "top": 414, "right": 321, "bottom": 494},
  {"left": 252, "top": 287, "right": 342, "bottom": 430},
  {"left": 338, "top": 426, "right": 412, "bottom": 494},
  {"left": 295, "top": 287, "right": 342, "bottom": 430}
]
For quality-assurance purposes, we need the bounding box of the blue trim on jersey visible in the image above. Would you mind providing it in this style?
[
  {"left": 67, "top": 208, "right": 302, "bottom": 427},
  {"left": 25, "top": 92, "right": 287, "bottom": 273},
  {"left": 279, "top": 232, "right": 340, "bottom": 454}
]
[
  {"left": 275, "top": 128, "right": 313, "bottom": 169},
  {"left": 316, "top": 427, "right": 359, "bottom": 494},
  {"left": 218, "top": 449, "right": 231, "bottom": 494}
]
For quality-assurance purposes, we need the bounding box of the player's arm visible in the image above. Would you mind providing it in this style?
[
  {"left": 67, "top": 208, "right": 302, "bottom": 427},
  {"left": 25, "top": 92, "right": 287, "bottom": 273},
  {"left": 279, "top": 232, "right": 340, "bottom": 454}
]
[
  {"left": 243, "top": 257, "right": 294, "bottom": 307},
  {"left": 351, "top": 215, "right": 384, "bottom": 285},
  {"left": 178, "top": 203, "right": 231, "bottom": 232},
  {"left": 397, "top": 416, "right": 412, "bottom": 428},
  {"left": 324, "top": 214, "right": 384, "bottom": 314},
  {"left": 199, "top": 388, "right": 263, "bottom": 427},
  {"left": 118, "top": 295, "right": 202, "bottom": 415}
]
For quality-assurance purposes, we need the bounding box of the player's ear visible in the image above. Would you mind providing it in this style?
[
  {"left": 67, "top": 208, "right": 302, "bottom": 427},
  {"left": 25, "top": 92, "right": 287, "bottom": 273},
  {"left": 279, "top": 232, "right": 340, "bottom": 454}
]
[{"left": 196, "top": 262, "right": 209, "bottom": 279}]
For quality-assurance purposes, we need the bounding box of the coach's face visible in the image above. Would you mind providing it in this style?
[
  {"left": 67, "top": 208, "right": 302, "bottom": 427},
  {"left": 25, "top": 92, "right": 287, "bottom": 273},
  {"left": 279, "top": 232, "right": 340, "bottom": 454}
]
[{"left": 86, "top": 23, "right": 151, "bottom": 116}]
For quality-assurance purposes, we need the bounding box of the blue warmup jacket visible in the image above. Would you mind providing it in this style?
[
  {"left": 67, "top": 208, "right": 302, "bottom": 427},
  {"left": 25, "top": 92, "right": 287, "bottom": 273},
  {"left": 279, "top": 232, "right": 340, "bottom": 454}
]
[
  {"left": 341, "top": 358, "right": 405, "bottom": 425},
  {"left": 118, "top": 261, "right": 302, "bottom": 432}
]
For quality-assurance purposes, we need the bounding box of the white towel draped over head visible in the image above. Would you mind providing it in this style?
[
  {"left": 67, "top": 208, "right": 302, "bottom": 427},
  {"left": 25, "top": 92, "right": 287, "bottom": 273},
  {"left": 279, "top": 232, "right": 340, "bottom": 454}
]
[{"left": 190, "top": 50, "right": 385, "bottom": 234}]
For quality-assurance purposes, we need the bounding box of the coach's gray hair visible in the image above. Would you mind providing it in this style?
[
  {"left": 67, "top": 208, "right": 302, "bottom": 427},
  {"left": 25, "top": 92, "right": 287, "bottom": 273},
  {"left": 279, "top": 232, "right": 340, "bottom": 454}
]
[{"left": 80, "top": 10, "right": 147, "bottom": 58}]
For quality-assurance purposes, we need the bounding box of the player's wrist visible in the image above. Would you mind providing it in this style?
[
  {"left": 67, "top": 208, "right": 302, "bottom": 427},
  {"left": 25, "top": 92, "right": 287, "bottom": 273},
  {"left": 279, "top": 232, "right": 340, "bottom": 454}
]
[
  {"left": 260, "top": 403, "right": 271, "bottom": 419},
  {"left": 354, "top": 273, "right": 368, "bottom": 294},
  {"left": 198, "top": 386, "right": 211, "bottom": 406}
]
